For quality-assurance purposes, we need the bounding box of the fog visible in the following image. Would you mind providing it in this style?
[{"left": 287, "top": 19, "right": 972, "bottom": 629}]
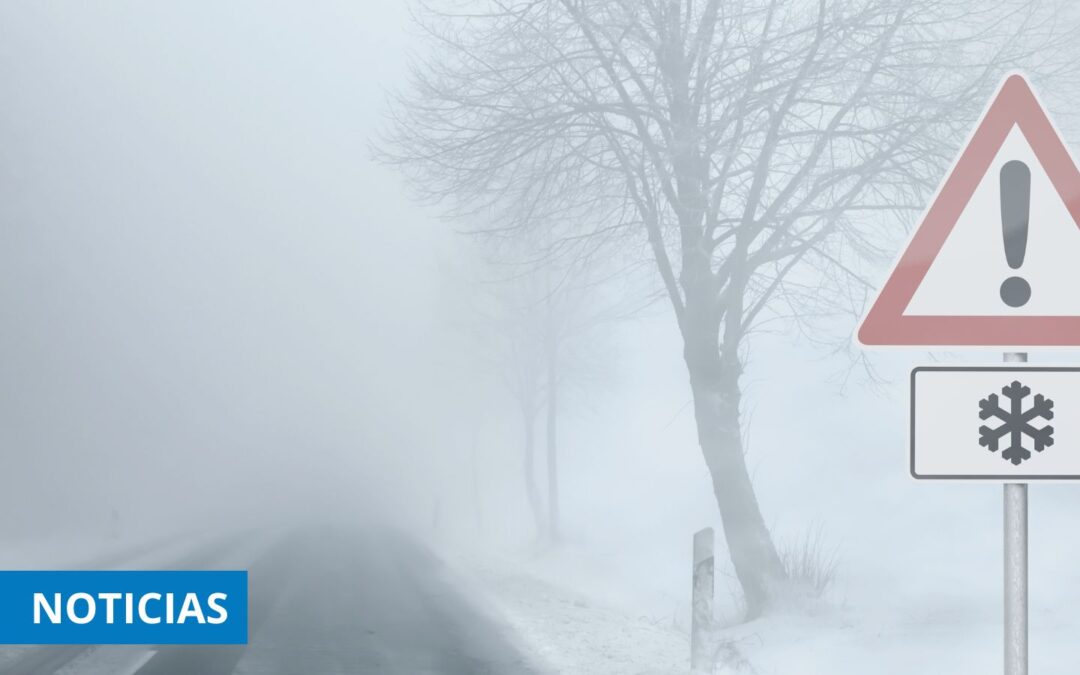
[
  {"left": 7, "top": 2, "right": 1080, "bottom": 674},
  {"left": 0, "top": 1, "right": 453, "bottom": 536}
]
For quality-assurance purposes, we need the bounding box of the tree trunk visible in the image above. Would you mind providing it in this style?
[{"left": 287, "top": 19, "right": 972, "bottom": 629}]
[
  {"left": 545, "top": 339, "right": 560, "bottom": 543},
  {"left": 669, "top": 14, "right": 785, "bottom": 616},
  {"left": 682, "top": 298, "right": 787, "bottom": 619},
  {"left": 664, "top": 64, "right": 787, "bottom": 615},
  {"left": 522, "top": 405, "right": 546, "bottom": 539}
]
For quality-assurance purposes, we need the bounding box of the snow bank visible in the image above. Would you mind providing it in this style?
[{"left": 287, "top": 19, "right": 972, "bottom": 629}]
[{"left": 452, "top": 548, "right": 690, "bottom": 675}]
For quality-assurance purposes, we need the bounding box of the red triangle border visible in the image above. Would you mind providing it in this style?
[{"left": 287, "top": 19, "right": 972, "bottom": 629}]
[{"left": 858, "top": 74, "right": 1080, "bottom": 347}]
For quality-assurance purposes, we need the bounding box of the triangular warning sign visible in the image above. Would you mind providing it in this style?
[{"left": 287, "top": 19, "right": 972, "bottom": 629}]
[{"left": 858, "top": 73, "right": 1080, "bottom": 347}]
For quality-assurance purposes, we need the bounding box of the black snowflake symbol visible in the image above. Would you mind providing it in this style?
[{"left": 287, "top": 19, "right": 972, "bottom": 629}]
[{"left": 978, "top": 381, "right": 1054, "bottom": 465}]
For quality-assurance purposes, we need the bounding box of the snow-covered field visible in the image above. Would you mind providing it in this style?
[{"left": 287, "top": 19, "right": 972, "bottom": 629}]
[
  {"left": 456, "top": 541, "right": 1029, "bottom": 675},
  {"left": 453, "top": 549, "right": 688, "bottom": 675}
]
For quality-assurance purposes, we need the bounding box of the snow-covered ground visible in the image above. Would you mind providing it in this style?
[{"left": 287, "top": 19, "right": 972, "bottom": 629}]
[
  {"left": 453, "top": 548, "right": 689, "bottom": 675},
  {"left": 454, "top": 542, "right": 1009, "bottom": 675}
]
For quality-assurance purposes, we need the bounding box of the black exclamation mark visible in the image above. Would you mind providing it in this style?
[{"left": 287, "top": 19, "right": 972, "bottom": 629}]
[{"left": 1000, "top": 160, "right": 1032, "bottom": 307}]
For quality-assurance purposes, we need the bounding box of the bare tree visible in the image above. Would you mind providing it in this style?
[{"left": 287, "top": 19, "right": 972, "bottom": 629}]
[
  {"left": 479, "top": 268, "right": 550, "bottom": 539},
  {"left": 538, "top": 259, "right": 619, "bottom": 543},
  {"left": 466, "top": 250, "right": 616, "bottom": 543},
  {"left": 380, "top": 0, "right": 1077, "bottom": 616}
]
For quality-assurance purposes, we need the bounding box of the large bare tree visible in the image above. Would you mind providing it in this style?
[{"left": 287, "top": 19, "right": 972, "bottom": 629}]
[{"left": 381, "top": 0, "right": 1075, "bottom": 616}]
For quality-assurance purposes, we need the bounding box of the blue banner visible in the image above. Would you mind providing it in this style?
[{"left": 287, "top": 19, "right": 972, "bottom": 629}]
[{"left": 0, "top": 570, "right": 248, "bottom": 644}]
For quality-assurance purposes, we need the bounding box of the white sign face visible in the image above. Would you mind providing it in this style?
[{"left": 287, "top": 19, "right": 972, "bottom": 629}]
[
  {"left": 904, "top": 126, "right": 1080, "bottom": 316},
  {"left": 911, "top": 366, "right": 1080, "bottom": 480}
]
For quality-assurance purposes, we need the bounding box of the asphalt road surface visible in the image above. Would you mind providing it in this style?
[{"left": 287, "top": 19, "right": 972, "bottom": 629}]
[{"left": 2, "top": 530, "right": 540, "bottom": 675}]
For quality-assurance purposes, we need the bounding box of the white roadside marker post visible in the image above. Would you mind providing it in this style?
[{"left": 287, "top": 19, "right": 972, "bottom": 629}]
[
  {"left": 1003, "top": 351, "right": 1028, "bottom": 675},
  {"left": 691, "top": 527, "right": 714, "bottom": 672}
]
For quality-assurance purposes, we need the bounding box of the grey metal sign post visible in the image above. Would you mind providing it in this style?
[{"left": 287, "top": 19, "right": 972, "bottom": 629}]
[
  {"left": 1003, "top": 351, "right": 1027, "bottom": 675},
  {"left": 1004, "top": 480, "right": 1027, "bottom": 675}
]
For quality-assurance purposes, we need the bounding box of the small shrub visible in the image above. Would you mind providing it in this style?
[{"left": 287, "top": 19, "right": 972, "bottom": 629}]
[{"left": 778, "top": 523, "right": 839, "bottom": 596}]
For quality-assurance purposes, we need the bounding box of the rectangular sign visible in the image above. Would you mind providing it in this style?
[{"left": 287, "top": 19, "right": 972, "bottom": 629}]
[
  {"left": 0, "top": 570, "right": 247, "bottom": 644},
  {"left": 912, "top": 366, "right": 1080, "bottom": 480}
]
